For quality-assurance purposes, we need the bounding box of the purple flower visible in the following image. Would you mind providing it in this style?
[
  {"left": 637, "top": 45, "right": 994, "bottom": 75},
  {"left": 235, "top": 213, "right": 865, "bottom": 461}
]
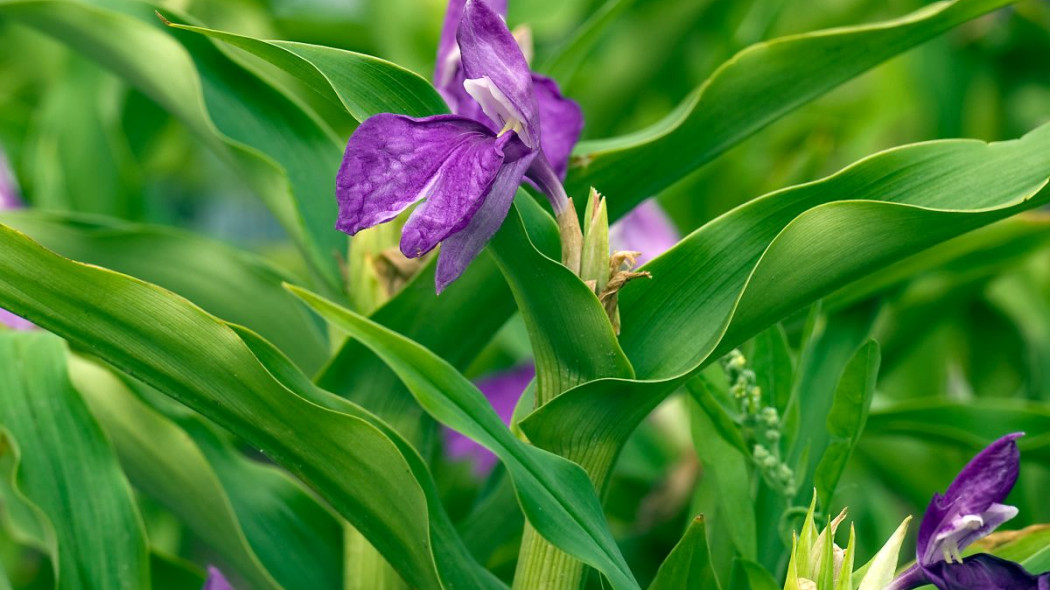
[
  {"left": 444, "top": 364, "right": 533, "bottom": 475},
  {"left": 337, "top": 1, "right": 581, "bottom": 292},
  {"left": 202, "top": 567, "right": 234, "bottom": 590},
  {"left": 434, "top": 0, "right": 582, "bottom": 179},
  {"left": 923, "top": 554, "right": 1050, "bottom": 590},
  {"left": 0, "top": 147, "right": 32, "bottom": 331},
  {"left": 608, "top": 198, "right": 680, "bottom": 264},
  {"left": 888, "top": 433, "right": 1047, "bottom": 590}
]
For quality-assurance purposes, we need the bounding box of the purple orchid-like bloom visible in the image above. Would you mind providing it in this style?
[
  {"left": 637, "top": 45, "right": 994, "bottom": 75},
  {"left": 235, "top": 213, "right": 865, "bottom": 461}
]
[
  {"left": 888, "top": 433, "right": 1049, "bottom": 590},
  {"left": 202, "top": 567, "right": 234, "bottom": 590},
  {"left": 0, "top": 147, "right": 32, "bottom": 331},
  {"left": 337, "top": 0, "right": 581, "bottom": 292},
  {"left": 445, "top": 364, "right": 534, "bottom": 475},
  {"left": 434, "top": 0, "right": 583, "bottom": 180},
  {"left": 609, "top": 198, "right": 680, "bottom": 265}
]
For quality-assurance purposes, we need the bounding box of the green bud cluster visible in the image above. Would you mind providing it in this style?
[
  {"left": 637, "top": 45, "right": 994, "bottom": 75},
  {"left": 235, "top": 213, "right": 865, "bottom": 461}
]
[{"left": 721, "top": 349, "right": 796, "bottom": 498}]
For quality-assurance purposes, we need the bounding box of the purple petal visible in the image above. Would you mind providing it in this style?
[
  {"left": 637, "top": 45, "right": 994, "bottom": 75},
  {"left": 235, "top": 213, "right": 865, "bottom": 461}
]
[
  {"left": 202, "top": 567, "right": 234, "bottom": 590},
  {"left": 924, "top": 554, "right": 1050, "bottom": 590},
  {"left": 435, "top": 144, "right": 536, "bottom": 292},
  {"left": 444, "top": 364, "right": 534, "bottom": 474},
  {"left": 918, "top": 433, "right": 1023, "bottom": 565},
  {"left": 457, "top": 0, "right": 539, "bottom": 147},
  {"left": 609, "top": 199, "right": 681, "bottom": 264},
  {"left": 531, "top": 74, "right": 583, "bottom": 180},
  {"left": 434, "top": 0, "right": 506, "bottom": 114},
  {"left": 400, "top": 131, "right": 517, "bottom": 257},
  {"left": 336, "top": 114, "right": 504, "bottom": 257}
]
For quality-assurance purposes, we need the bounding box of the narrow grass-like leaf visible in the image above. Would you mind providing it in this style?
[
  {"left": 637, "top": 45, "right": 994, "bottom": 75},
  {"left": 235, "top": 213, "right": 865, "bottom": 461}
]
[
  {"left": 0, "top": 224, "right": 501, "bottom": 590},
  {"left": 0, "top": 332, "right": 150, "bottom": 589},
  {"left": 564, "top": 0, "right": 1020, "bottom": 217},
  {"left": 813, "top": 340, "right": 880, "bottom": 508},
  {"left": 289, "top": 285, "right": 640, "bottom": 590}
]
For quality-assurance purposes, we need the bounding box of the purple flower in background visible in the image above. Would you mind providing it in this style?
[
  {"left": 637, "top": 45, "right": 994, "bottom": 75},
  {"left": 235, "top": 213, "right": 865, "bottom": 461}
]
[
  {"left": 888, "top": 433, "right": 1048, "bottom": 590},
  {"left": 609, "top": 198, "right": 680, "bottom": 265},
  {"left": 0, "top": 147, "right": 32, "bottom": 331},
  {"left": 434, "top": 0, "right": 583, "bottom": 179},
  {"left": 445, "top": 364, "right": 534, "bottom": 475},
  {"left": 337, "top": 1, "right": 579, "bottom": 292},
  {"left": 202, "top": 567, "right": 234, "bottom": 590}
]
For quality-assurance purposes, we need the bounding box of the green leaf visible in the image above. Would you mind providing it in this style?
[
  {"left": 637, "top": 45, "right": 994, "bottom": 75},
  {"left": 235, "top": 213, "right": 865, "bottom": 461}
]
[
  {"left": 523, "top": 125, "right": 1050, "bottom": 480},
  {"left": 685, "top": 380, "right": 756, "bottom": 560},
  {"left": 67, "top": 357, "right": 287, "bottom": 590},
  {"left": 647, "top": 516, "right": 719, "bottom": 590},
  {"left": 750, "top": 324, "right": 794, "bottom": 413},
  {"left": 0, "top": 224, "right": 501, "bottom": 590},
  {"left": 488, "top": 200, "right": 633, "bottom": 403},
  {"left": 564, "top": 0, "right": 1020, "bottom": 217},
  {"left": 0, "top": 210, "right": 328, "bottom": 373},
  {"left": 0, "top": 0, "right": 345, "bottom": 289},
  {"left": 165, "top": 23, "right": 447, "bottom": 120},
  {"left": 289, "top": 285, "right": 640, "bottom": 590},
  {"left": 728, "top": 559, "right": 779, "bottom": 590},
  {"left": 0, "top": 332, "right": 150, "bottom": 589},
  {"left": 813, "top": 340, "right": 880, "bottom": 508}
]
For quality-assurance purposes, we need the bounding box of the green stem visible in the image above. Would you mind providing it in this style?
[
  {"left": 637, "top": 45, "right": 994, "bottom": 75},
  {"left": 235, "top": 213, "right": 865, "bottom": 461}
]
[
  {"left": 344, "top": 523, "right": 407, "bottom": 590},
  {"left": 512, "top": 438, "right": 622, "bottom": 590}
]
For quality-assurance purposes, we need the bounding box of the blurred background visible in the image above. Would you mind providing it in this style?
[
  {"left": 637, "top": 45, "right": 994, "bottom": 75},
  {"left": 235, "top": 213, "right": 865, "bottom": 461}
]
[{"left": 1, "top": 0, "right": 1049, "bottom": 586}]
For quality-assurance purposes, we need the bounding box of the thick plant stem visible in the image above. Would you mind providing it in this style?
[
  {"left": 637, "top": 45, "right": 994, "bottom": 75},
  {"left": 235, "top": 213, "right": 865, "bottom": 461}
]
[
  {"left": 512, "top": 436, "right": 621, "bottom": 589},
  {"left": 345, "top": 523, "right": 407, "bottom": 590},
  {"left": 513, "top": 525, "right": 586, "bottom": 590}
]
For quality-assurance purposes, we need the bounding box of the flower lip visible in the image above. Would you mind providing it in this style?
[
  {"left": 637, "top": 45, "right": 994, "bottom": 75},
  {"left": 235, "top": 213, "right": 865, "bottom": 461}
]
[{"left": 917, "top": 433, "right": 1024, "bottom": 567}]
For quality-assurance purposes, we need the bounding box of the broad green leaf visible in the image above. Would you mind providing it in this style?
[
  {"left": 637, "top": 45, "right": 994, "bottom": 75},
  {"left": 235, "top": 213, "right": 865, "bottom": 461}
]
[
  {"left": 165, "top": 23, "right": 447, "bottom": 120},
  {"left": 0, "top": 0, "right": 345, "bottom": 289},
  {"left": 685, "top": 380, "right": 756, "bottom": 560},
  {"left": 289, "top": 285, "right": 640, "bottom": 590},
  {"left": 564, "top": 0, "right": 1020, "bottom": 217},
  {"left": 0, "top": 224, "right": 501, "bottom": 590},
  {"left": 67, "top": 357, "right": 285, "bottom": 590},
  {"left": 488, "top": 201, "right": 633, "bottom": 403},
  {"left": 647, "top": 516, "right": 719, "bottom": 590},
  {"left": 0, "top": 210, "right": 327, "bottom": 372},
  {"left": 813, "top": 340, "right": 880, "bottom": 509},
  {"left": 522, "top": 125, "right": 1050, "bottom": 490},
  {"left": 0, "top": 332, "right": 150, "bottom": 589},
  {"left": 69, "top": 356, "right": 343, "bottom": 590}
]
